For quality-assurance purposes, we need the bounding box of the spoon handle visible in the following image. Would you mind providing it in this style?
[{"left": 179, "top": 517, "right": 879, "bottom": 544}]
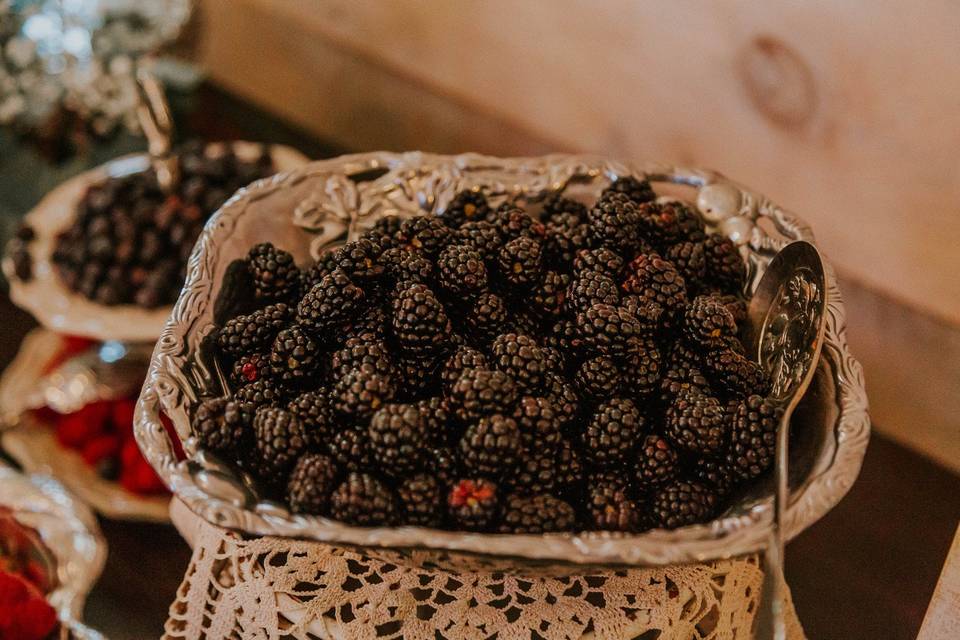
[{"left": 755, "top": 407, "right": 792, "bottom": 639}]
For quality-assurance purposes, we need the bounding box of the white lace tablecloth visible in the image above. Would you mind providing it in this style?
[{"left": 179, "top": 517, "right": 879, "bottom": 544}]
[{"left": 164, "top": 499, "right": 805, "bottom": 640}]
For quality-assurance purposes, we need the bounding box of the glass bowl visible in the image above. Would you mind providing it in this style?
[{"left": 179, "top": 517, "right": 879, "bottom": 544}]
[{"left": 134, "top": 152, "right": 870, "bottom": 570}]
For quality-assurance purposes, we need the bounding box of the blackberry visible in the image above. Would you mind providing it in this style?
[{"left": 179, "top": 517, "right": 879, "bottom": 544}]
[
  {"left": 665, "top": 241, "right": 707, "bottom": 290},
  {"left": 194, "top": 397, "right": 249, "bottom": 457},
  {"left": 541, "top": 192, "right": 587, "bottom": 222},
  {"left": 330, "top": 473, "right": 399, "bottom": 526},
  {"left": 380, "top": 246, "right": 433, "bottom": 287},
  {"left": 368, "top": 403, "right": 430, "bottom": 476},
  {"left": 217, "top": 303, "right": 291, "bottom": 357},
  {"left": 634, "top": 201, "right": 688, "bottom": 249},
  {"left": 269, "top": 325, "right": 320, "bottom": 389},
  {"left": 710, "top": 293, "right": 748, "bottom": 326},
  {"left": 415, "top": 396, "right": 450, "bottom": 443},
  {"left": 512, "top": 396, "right": 563, "bottom": 450},
  {"left": 286, "top": 453, "right": 339, "bottom": 515},
  {"left": 332, "top": 238, "right": 385, "bottom": 283},
  {"left": 651, "top": 480, "right": 717, "bottom": 529},
  {"left": 333, "top": 369, "right": 395, "bottom": 420},
  {"left": 576, "top": 303, "right": 647, "bottom": 357},
  {"left": 287, "top": 390, "right": 335, "bottom": 448},
  {"left": 674, "top": 203, "right": 707, "bottom": 244},
  {"left": 539, "top": 345, "right": 565, "bottom": 376},
  {"left": 727, "top": 394, "right": 784, "bottom": 480},
  {"left": 620, "top": 337, "right": 663, "bottom": 397},
  {"left": 586, "top": 192, "right": 642, "bottom": 257},
  {"left": 573, "top": 248, "right": 624, "bottom": 279},
  {"left": 486, "top": 205, "right": 545, "bottom": 241},
  {"left": 665, "top": 391, "right": 727, "bottom": 456},
  {"left": 554, "top": 437, "right": 585, "bottom": 494},
  {"left": 512, "top": 448, "right": 559, "bottom": 495},
  {"left": 392, "top": 283, "right": 453, "bottom": 357},
  {"left": 396, "top": 216, "right": 453, "bottom": 257},
  {"left": 581, "top": 397, "right": 645, "bottom": 467},
  {"left": 497, "top": 236, "right": 544, "bottom": 291},
  {"left": 574, "top": 356, "right": 622, "bottom": 402},
  {"left": 331, "top": 335, "right": 397, "bottom": 380},
  {"left": 230, "top": 352, "right": 270, "bottom": 388},
  {"left": 430, "top": 446, "right": 460, "bottom": 485},
  {"left": 622, "top": 253, "right": 688, "bottom": 317},
  {"left": 252, "top": 407, "right": 308, "bottom": 478},
  {"left": 603, "top": 176, "right": 656, "bottom": 205},
  {"left": 327, "top": 426, "right": 373, "bottom": 471},
  {"left": 530, "top": 271, "right": 570, "bottom": 318},
  {"left": 703, "top": 235, "right": 747, "bottom": 293},
  {"left": 568, "top": 270, "right": 620, "bottom": 315},
  {"left": 703, "top": 348, "right": 769, "bottom": 398},
  {"left": 635, "top": 435, "right": 678, "bottom": 490},
  {"left": 543, "top": 212, "right": 589, "bottom": 268},
  {"left": 394, "top": 354, "right": 443, "bottom": 401},
  {"left": 585, "top": 474, "right": 645, "bottom": 532},
  {"left": 448, "top": 478, "right": 499, "bottom": 531},
  {"left": 440, "top": 190, "right": 491, "bottom": 228},
  {"left": 299, "top": 252, "right": 338, "bottom": 292},
  {"left": 543, "top": 374, "right": 580, "bottom": 426},
  {"left": 490, "top": 333, "right": 548, "bottom": 393},
  {"left": 437, "top": 244, "right": 488, "bottom": 298},
  {"left": 235, "top": 378, "right": 286, "bottom": 412},
  {"left": 457, "top": 220, "right": 504, "bottom": 260},
  {"left": 459, "top": 414, "right": 523, "bottom": 477},
  {"left": 247, "top": 242, "right": 299, "bottom": 303},
  {"left": 448, "top": 368, "right": 518, "bottom": 422},
  {"left": 691, "top": 457, "right": 739, "bottom": 497},
  {"left": 296, "top": 270, "right": 366, "bottom": 336},
  {"left": 499, "top": 494, "right": 576, "bottom": 533},
  {"left": 620, "top": 294, "right": 665, "bottom": 329},
  {"left": 682, "top": 295, "right": 738, "bottom": 351},
  {"left": 398, "top": 474, "right": 444, "bottom": 527},
  {"left": 441, "top": 346, "right": 489, "bottom": 392},
  {"left": 462, "top": 292, "right": 510, "bottom": 345},
  {"left": 365, "top": 214, "right": 404, "bottom": 245},
  {"left": 545, "top": 318, "right": 580, "bottom": 355},
  {"left": 659, "top": 357, "right": 713, "bottom": 407}
]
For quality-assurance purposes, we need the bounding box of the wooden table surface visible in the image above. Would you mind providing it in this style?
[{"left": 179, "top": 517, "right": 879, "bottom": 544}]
[{"left": 1, "top": 85, "right": 958, "bottom": 640}]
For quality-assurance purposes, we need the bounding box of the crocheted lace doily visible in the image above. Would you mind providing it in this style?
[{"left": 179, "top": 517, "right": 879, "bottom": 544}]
[{"left": 164, "top": 503, "right": 804, "bottom": 640}]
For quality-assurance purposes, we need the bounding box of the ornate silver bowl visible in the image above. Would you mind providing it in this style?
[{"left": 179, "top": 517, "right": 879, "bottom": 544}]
[{"left": 134, "top": 152, "right": 870, "bottom": 570}]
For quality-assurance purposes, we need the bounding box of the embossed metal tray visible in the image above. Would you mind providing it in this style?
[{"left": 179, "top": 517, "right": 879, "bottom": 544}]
[
  {"left": 2, "top": 142, "right": 309, "bottom": 343},
  {"left": 134, "top": 152, "right": 870, "bottom": 569}
]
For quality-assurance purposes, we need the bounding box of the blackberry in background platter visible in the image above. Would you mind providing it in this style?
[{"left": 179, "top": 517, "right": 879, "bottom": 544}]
[
  {"left": 200, "top": 176, "right": 777, "bottom": 535},
  {"left": 51, "top": 142, "right": 275, "bottom": 308}
]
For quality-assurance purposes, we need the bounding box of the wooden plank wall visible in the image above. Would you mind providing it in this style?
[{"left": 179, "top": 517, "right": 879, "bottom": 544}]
[{"left": 193, "top": 0, "right": 960, "bottom": 469}]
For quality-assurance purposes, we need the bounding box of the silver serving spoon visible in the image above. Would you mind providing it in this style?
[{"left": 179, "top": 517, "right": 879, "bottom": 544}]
[
  {"left": 135, "top": 64, "right": 178, "bottom": 192},
  {"left": 745, "top": 240, "right": 827, "bottom": 639}
]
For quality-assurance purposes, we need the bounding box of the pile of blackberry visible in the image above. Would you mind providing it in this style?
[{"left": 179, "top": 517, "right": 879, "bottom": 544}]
[
  {"left": 48, "top": 142, "right": 275, "bottom": 308},
  {"left": 198, "top": 177, "right": 778, "bottom": 534}
]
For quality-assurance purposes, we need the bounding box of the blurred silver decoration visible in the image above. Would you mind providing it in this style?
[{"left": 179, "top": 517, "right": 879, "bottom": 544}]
[
  {"left": 134, "top": 152, "right": 871, "bottom": 571},
  {"left": 0, "top": 0, "right": 192, "bottom": 136}
]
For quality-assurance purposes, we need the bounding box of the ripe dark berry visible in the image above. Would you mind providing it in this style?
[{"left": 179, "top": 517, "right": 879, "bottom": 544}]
[
  {"left": 727, "top": 394, "right": 784, "bottom": 480},
  {"left": 512, "top": 396, "right": 563, "bottom": 451},
  {"left": 327, "top": 426, "right": 373, "bottom": 471},
  {"left": 582, "top": 397, "right": 645, "bottom": 467},
  {"left": 683, "top": 295, "right": 738, "bottom": 350},
  {"left": 437, "top": 244, "right": 488, "bottom": 298},
  {"left": 459, "top": 414, "right": 523, "bottom": 478},
  {"left": 448, "top": 478, "right": 499, "bottom": 531},
  {"left": 235, "top": 378, "right": 286, "bottom": 412},
  {"left": 621, "top": 254, "right": 688, "bottom": 317},
  {"left": 567, "top": 270, "right": 620, "bottom": 315},
  {"left": 286, "top": 453, "right": 339, "bottom": 515},
  {"left": 252, "top": 407, "right": 308, "bottom": 478},
  {"left": 441, "top": 190, "right": 491, "bottom": 228},
  {"left": 691, "top": 457, "right": 740, "bottom": 497},
  {"left": 651, "top": 480, "right": 717, "bottom": 529},
  {"left": 543, "top": 212, "right": 589, "bottom": 268},
  {"left": 497, "top": 236, "right": 543, "bottom": 290},
  {"left": 287, "top": 390, "right": 335, "bottom": 449},
  {"left": 585, "top": 474, "right": 645, "bottom": 532},
  {"left": 333, "top": 369, "right": 396, "bottom": 420},
  {"left": 574, "top": 356, "right": 622, "bottom": 402},
  {"left": 541, "top": 192, "right": 587, "bottom": 222},
  {"left": 703, "top": 348, "right": 770, "bottom": 398},
  {"left": 448, "top": 368, "right": 518, "bottom": 422},
  {"left": 703, "top": 234, "right": 747, "bottom": 294},
  {"left": 603, "top": 176, "right": 656, "bottom": 205},
  {"left": 530, "top": 270, "right": 570, "bottom": 318},
  {"left": 194, "top": 397, "right": 249, "bottom": 458},
  {"left": 368, "top": 403, "right": 431, "bottom": 476},
  {"left": 398, "top": 474, "right": 444, "bottom": 527},
  {"left": 576, "top": 303, "right": 647, "bottom": 357},
  {"left": 380, "top": 246, "right": 433, "bottom": 287},
  {"left": 218, "top": 303, "right": 291, "bottom": 357},
  {"left": 487, "top": 204, "right": 545, "bottom": 241},
  {"left": 457, "top": 220, "right": 504, "bottom": 260},
  {"left": 332, "top": 238, "right": 385, "bottom": 283},
  {"left": 490, "top": 333, "right": 548, "bottom": 393},
  {"left": 230, "top": 352, "right": 269, "bottom": 388},
  {"left": 331, "top": 335, "right": 397, "bottom": 380},
  {"left": 619, "top": 337, "right": 663, "bottom": 398},
  {"left": 396, "top": 216, "right": 453, "bottom": 257},
  {"left": 462, "top": 292, "right": 510, "bottom": 345},
  {"left": 635, "top": 435, "right": 678, "bottom": 489},
  {"left": 665, "top": 391, "right": 727, "bottom": 456},
  {"left": 296, "top": 270, "right": 366, "bottom": 336},
  {"left": 635, "top": 201, "right": 687, "bottom": 249},
  {"left": 330, "top": 472, "right": 399, "bottom": 526},
  {"left": 573, "top": 248, "right": 624, "bottom": 279},
  {"left": 441, "top": 346, "right": 488, "bottom": 392},
  {"left": 586, "top": 192, "right": 642, "bottom": 256},
  {"left": 499, "top": 494, "right": 576, "bottom": 533},
  {"left": 247, "top": 243, "right": 300, "bottom": 303},
  {"left": 392, "top": 283, "right": 453, "bottom": 357},
  {"left": 269, "top": 325, "right": 320, "bottom": 389},
  {"left": 665, "top": 240, "right": 707, "bottom": 289}
]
